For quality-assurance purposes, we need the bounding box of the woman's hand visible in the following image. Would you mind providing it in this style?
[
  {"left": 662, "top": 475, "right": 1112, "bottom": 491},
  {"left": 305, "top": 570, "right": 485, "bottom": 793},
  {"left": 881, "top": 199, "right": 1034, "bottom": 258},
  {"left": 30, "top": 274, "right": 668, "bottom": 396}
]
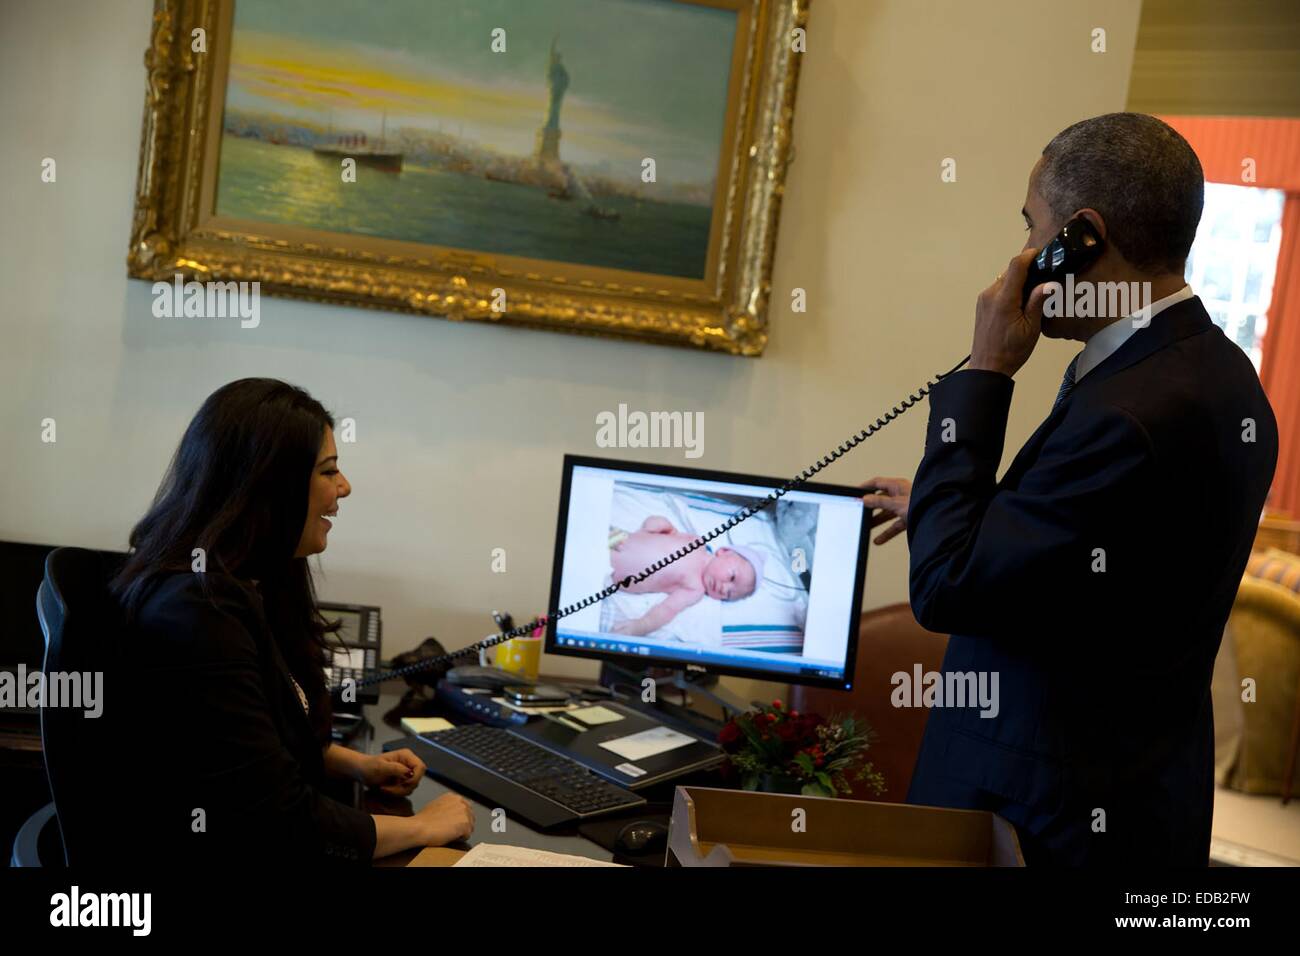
[
  {"left": 417, "top": 793, "right": 475, "bottom": 846},
  {"left": 861, "top": 477, "right": 912, "bottom": 545},
  {"left": 361, "top": 749, "right": 425, "bottom": 796},
  {"left": 372, "top": 793, "right": 475, "bottom": 858}
]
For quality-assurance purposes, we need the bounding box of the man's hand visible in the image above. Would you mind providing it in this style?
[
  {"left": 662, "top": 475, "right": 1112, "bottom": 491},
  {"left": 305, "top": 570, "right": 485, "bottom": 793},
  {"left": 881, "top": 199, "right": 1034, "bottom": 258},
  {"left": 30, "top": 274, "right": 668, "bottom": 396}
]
[
  {"left": 861, "top": 477, "right": 911, "bottom": 545},
  {"left": 970, "top": 248, "right": 1050, "bottom": 378}
]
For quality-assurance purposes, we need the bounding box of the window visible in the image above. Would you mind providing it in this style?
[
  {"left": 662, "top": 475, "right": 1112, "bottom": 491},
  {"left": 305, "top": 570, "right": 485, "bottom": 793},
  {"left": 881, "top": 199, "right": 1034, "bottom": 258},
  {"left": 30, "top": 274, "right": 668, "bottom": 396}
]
[{"left": 1185, "top": 183, "right": 1285, "bottom": 371}]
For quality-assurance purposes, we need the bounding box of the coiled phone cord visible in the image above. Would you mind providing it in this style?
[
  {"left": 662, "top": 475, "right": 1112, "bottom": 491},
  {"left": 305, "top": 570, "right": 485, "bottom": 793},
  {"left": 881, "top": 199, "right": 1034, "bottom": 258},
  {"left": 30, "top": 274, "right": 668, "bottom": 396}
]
[{"left": 350, "top": 353, "right": 972, "bottom": 691}]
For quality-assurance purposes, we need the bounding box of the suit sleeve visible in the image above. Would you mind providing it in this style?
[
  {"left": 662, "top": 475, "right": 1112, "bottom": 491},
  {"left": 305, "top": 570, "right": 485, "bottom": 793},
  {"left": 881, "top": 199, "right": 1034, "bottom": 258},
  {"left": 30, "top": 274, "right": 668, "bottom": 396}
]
[
  {"left": 906, "top": 369, "right": 1157, "bottom": 641},
  {"left": 146, "top": 582, "right": 377, "bottom": 864}
]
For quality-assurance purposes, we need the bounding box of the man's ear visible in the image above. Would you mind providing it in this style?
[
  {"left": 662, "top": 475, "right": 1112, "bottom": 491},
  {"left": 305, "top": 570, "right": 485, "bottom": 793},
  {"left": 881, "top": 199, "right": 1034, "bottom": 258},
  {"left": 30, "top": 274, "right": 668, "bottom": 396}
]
[{"left": 1074, "top": 207, "right": 1106, "bottom": 240}]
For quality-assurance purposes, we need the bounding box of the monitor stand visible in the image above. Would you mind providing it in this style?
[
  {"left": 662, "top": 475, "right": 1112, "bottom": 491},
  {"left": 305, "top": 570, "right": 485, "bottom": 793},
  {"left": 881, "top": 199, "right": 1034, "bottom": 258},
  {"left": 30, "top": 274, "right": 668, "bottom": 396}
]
[
  {"left": 665, "top": 672, "right": 750, "bottom": 717},
  {"left": 598, "top": 661, "right": 753, "bottom": 740}
]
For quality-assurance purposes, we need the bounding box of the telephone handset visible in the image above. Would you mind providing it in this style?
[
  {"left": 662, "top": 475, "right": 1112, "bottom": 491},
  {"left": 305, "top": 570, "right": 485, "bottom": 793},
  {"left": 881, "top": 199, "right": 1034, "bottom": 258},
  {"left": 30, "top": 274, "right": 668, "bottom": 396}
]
[
  {"left": 355, "top": 353, "right": 973, "bottom": 691},
  {"left": 1022, "top": 217, "right": 1104, "bottom": 307}
]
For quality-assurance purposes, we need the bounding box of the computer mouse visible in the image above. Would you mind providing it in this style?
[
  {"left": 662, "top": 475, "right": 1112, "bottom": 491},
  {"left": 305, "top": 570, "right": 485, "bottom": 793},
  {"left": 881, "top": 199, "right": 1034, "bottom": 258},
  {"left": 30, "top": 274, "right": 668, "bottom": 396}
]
[{"left": 615, "top": 820, "right": 668, "bottom": 854}]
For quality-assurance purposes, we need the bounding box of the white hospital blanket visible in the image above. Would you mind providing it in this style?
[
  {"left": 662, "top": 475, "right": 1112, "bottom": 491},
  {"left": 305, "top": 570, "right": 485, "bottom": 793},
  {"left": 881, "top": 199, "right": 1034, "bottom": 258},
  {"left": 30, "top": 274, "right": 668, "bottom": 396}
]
[{"left": 600, "top": 482, "right": 808, "bottom": 648}]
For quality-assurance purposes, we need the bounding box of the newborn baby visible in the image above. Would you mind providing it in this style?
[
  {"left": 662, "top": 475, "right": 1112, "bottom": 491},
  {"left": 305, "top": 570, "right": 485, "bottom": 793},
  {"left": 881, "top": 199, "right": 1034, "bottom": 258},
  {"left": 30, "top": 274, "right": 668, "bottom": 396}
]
[{"left": 608, "top": 515, "right": 764, "bottom": 637}]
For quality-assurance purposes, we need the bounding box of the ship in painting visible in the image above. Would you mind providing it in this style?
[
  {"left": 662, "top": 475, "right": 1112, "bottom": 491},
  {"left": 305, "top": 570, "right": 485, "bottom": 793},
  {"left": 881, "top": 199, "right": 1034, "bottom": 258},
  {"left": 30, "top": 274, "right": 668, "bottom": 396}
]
[{"left": 313, "top": 111, "right": 403, "bottom": 173}]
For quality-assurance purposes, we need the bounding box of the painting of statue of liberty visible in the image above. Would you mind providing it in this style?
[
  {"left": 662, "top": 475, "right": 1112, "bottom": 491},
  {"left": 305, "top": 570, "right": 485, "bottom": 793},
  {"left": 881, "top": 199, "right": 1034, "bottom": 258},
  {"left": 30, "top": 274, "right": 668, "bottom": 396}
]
[{"left": 214, "top": 0, "right": 739, "bottom": 281}]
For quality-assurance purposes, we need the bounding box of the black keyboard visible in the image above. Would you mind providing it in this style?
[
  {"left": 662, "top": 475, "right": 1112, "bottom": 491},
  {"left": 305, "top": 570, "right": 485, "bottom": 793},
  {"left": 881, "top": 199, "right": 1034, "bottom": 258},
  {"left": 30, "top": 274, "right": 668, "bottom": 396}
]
[{"left": 396, "top": 724, "right": 646, "bottom": 829}]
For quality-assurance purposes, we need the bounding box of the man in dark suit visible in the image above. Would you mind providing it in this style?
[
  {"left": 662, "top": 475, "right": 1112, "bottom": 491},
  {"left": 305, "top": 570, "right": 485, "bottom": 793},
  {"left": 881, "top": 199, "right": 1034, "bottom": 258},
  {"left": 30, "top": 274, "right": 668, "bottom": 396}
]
[{"left": 863, "top": 113, "right": 1278, "bottom": 865}]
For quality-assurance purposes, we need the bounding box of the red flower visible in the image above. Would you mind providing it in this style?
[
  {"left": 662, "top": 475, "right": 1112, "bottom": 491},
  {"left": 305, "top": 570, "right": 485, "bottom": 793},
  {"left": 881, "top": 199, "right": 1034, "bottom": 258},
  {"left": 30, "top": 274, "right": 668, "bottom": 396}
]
[
  {"left": 772, "top": 699, "right": 783, "bottom": 710},
  {"left": 718, "top": 721, "right": 742, "bottom": 751}
]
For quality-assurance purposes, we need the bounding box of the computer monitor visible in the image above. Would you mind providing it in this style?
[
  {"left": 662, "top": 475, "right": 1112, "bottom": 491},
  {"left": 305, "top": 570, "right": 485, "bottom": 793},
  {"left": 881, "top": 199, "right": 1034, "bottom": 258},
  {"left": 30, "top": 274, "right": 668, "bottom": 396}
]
[{"left": 546, "top": 455, "right": 869, "bottom": 690}]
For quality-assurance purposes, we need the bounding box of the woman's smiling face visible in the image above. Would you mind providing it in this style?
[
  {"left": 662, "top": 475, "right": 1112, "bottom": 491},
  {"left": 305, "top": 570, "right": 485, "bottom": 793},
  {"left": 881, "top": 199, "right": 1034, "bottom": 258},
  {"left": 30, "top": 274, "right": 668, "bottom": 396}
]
[{"left": 294, "top": 427, "right": 350, "bottom": 558}]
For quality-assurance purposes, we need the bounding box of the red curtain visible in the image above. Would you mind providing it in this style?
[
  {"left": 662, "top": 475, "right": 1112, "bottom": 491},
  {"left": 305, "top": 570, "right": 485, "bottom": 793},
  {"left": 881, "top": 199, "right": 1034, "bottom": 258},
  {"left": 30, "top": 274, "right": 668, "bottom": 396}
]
[
  {"left": 1160, "top": 116, "right": 1300, "bottom": 516},
  {"left": 1262, "top": 197, "right": 1300, "bottom": 516}
]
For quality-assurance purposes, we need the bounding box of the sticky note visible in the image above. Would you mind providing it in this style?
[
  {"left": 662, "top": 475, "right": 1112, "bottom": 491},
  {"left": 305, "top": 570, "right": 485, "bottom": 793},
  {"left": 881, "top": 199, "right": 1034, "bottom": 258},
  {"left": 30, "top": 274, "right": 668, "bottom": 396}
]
[
  {"left": 401, "top": 716, "right": 454, "bottom": 736},
  {"left": 570, "top": 705, "right": 624, "bottom": 726}
]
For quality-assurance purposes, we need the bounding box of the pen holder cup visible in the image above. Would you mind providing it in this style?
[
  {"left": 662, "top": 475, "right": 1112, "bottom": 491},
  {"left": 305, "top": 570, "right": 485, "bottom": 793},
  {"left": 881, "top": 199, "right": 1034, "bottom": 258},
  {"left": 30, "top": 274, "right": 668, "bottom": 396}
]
[{"left": 480, "top": 635, "right": 542, "bottom": 682}]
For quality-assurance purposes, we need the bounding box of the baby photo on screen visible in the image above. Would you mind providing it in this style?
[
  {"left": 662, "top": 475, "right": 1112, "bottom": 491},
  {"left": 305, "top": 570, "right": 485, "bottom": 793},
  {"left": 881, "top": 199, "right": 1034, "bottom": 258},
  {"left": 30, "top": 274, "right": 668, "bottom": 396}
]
[{"left": 597, "top": 479, "right": 818, "bottom": 654}]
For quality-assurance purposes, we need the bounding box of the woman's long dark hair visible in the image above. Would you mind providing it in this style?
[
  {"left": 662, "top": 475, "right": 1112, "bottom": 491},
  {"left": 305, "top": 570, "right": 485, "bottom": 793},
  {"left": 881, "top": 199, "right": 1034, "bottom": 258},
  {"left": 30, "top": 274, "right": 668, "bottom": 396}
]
[{"left": 112, "top": 378, "right": 340, "bottom": 742}]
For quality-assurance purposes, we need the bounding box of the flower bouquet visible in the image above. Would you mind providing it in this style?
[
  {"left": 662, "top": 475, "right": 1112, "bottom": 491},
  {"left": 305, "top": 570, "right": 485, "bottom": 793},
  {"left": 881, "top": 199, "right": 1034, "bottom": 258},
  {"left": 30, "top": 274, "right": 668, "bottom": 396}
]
[{"left": 717, "top": 699, "right": 885, "bottom": 798}]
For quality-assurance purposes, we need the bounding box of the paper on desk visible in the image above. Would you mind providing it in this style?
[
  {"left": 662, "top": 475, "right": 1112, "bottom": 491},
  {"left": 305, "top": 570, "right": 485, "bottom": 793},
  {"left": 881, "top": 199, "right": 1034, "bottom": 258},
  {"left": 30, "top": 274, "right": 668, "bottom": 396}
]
[
  {"left": 598, "top": 726, "right": 695, "bottom": 762},
  {"left": 452, "top": 844, "right": 624, "bottom": 867}
]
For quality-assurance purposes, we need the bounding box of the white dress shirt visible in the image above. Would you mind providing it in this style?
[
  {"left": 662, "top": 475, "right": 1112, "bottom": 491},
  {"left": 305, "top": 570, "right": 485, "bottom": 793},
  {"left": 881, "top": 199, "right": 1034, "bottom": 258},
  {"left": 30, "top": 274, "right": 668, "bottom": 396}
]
[{"left": 1074, "top": 284, "right": 1195, "bottom": 382}]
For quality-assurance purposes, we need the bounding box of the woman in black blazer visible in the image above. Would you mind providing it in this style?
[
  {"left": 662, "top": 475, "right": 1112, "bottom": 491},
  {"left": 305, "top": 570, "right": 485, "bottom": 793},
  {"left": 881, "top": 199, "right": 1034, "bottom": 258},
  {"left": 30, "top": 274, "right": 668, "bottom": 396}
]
[{"left": 111, "top": 378, "right": 472, "bottom": 865}]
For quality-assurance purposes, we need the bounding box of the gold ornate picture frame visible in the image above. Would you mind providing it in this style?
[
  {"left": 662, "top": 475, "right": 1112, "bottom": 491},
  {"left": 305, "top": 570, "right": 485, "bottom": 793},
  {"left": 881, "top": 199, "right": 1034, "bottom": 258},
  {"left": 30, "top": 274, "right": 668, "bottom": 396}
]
[{"left": 127, "top": 0, "right": 809, "bottom": 355}]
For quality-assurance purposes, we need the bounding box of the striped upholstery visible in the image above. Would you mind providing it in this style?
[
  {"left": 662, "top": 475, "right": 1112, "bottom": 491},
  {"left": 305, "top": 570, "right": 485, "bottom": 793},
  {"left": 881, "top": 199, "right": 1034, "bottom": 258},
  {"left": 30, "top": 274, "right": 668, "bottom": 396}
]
[{"left": 1245, "top": 548, "right": 1300, "bottom": 596}]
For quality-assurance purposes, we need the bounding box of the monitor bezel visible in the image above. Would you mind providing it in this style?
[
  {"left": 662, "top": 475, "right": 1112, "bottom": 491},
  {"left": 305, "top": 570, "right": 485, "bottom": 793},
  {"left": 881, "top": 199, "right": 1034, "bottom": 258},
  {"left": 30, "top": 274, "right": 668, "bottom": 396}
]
[{"left": 545, "top": 454, "right": 869, "bottom": 691}]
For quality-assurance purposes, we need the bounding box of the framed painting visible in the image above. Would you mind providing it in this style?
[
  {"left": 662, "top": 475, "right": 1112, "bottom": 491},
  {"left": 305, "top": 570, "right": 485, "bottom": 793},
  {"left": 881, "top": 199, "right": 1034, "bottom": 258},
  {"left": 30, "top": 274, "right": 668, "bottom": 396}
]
[{"left": 127, "top": 0, "right": 809, "bottom": 355}]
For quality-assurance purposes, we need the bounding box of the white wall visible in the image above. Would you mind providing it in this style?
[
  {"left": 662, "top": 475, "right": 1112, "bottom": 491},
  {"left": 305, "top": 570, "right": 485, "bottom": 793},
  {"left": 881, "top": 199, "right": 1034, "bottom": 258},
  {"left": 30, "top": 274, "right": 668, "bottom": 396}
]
[{"left": 0, "top": 0, "right": 1140, "bottom": 701}]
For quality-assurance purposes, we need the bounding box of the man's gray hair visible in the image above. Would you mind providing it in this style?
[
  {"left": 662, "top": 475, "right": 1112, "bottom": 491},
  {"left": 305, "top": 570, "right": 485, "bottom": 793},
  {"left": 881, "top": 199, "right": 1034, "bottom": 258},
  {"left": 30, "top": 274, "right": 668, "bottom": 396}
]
[{"left": 1038, "top": 113, "right": 1204, "bottom": 275}]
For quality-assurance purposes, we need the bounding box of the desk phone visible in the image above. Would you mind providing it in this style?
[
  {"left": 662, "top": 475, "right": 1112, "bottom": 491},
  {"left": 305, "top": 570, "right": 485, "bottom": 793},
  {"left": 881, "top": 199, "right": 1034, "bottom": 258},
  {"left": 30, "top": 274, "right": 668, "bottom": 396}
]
[{"left": 319, "top": 601, "right": 383, "bottom": 706}]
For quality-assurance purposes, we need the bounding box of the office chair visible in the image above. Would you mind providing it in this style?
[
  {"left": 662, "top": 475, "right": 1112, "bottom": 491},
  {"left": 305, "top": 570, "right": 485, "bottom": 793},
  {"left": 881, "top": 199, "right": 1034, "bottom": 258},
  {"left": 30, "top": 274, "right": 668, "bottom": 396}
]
[
  {"left": 35, "top": 547, "right": 128, "bottom": 866},
  {"left": 10, "top": 802, "right": 59, "bottom": 867},
  {"left": 790, "top": 603, "right": 949, "bottom": 803}
]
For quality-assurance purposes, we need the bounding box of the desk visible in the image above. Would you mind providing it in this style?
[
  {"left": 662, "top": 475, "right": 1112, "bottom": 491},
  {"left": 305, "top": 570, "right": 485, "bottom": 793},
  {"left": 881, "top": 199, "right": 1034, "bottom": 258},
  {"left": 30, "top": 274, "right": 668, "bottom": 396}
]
[{"left": 355, "top": 680, "right": 725, "bottom": 866}]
